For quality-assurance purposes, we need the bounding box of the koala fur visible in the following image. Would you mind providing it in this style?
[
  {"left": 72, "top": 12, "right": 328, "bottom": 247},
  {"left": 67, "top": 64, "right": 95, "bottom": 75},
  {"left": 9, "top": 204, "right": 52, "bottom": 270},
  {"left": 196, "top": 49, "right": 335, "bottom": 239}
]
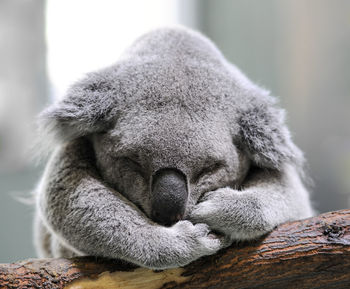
[{"left": 34, "top": 26, "right": 313, "bottom": 269}]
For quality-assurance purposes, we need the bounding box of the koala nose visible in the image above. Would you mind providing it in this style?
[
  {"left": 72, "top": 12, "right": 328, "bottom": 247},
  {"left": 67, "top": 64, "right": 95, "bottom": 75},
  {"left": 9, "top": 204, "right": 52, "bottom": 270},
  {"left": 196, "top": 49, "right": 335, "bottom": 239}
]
[{"left": 151, "top": 168, "right": 188, "bottom": 226}]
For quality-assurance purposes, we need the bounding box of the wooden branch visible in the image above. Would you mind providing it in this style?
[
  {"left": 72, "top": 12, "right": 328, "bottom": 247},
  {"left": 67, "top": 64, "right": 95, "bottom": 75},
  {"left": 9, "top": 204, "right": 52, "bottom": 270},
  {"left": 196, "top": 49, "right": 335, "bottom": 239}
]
[{"left": 1, "top": 210, "right": 350, "bottom": 289}]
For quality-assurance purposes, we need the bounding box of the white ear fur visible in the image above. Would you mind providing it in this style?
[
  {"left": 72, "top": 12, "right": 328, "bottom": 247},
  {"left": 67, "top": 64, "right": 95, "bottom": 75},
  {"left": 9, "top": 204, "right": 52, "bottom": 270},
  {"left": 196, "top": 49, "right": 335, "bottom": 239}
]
[
  {"left": 38, "top": 73, "right": 117, "bottom": 145},
  {"left": 239, "top": 98, "right": 304, "bottom": 170}
]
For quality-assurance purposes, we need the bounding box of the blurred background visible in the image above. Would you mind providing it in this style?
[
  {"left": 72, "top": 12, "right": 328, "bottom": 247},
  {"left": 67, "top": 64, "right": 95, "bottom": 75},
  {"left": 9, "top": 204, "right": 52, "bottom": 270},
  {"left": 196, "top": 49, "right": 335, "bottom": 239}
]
[{"left": 0, "top": 0, "right": 349, "bottom": 262}]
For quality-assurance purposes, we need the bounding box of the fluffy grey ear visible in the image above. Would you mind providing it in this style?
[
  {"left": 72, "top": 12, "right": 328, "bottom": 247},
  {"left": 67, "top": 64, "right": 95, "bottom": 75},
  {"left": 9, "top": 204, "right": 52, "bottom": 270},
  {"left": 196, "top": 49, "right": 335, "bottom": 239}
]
[
  {"left": 238, "top": 98, "right": 304, "bottom": 170},
  {"left": 39, "top": 74, "right": 116, "bottom": 143}
]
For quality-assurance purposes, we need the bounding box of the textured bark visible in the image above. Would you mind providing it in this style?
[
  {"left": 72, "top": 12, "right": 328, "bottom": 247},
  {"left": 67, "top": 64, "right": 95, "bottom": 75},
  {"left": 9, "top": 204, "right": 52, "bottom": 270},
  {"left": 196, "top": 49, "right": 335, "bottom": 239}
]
[{"left": 1, "top": 209, "right": 350, "bottom": 289}]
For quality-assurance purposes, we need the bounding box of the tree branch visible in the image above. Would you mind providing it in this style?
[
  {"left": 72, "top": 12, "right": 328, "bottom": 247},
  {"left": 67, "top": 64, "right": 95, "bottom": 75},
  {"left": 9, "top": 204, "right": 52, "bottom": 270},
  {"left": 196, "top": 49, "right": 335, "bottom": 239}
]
[{"left": 1, "top": 209, "right": 350, "bottom": 289}]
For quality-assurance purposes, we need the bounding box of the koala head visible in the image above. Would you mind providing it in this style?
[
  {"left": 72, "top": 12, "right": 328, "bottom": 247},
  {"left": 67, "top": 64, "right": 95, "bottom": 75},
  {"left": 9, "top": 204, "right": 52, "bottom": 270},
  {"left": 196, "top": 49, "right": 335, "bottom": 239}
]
[
  {"left": 90, "top": 109, "right": 250, "bottom": 225},
  {"left": 40, "top": 27, "right": 302, "bottom": 226}
]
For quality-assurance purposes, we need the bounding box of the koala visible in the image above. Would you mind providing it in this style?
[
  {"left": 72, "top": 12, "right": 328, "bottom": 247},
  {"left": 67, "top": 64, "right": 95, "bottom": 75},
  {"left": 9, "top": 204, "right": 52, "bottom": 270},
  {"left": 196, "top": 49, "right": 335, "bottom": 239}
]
[{"left": 34, "top": 27, "right": 313, "bottom": 269}]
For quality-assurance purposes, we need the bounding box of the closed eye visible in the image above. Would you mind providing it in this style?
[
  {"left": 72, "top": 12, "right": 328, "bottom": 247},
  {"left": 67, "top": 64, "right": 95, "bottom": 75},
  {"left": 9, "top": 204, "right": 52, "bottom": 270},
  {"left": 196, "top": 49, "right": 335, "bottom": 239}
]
[
  {"left": 117, "top": 156, "right": 146, "bottom": 177},
  {"left": 122, "top": 156, "right": 141, "bottom": 166},
  {"left": 193, "top": 162, "right": 224, "bottom": 183}
]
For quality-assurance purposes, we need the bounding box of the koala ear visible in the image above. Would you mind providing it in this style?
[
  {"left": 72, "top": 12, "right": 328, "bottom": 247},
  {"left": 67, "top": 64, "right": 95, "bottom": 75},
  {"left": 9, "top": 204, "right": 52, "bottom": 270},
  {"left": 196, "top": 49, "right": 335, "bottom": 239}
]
[
  {"left": 238, "top": 98, "right": 304, "bottom": 170},
  {"left": 39, "top": 75, "right": 116, "bottom": 143}
]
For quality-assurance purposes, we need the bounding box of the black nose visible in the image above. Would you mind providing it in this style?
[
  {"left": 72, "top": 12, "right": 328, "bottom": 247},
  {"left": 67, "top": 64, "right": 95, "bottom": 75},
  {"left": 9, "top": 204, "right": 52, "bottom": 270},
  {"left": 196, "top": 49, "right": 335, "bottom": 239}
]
[{"left": 151, "top": 168, "right": 188, "bottom": 226}]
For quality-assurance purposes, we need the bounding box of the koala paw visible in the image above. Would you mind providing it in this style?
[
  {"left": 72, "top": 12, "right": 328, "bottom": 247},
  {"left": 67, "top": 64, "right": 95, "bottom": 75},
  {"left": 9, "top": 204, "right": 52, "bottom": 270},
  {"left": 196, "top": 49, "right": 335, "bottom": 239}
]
[
  {"left": 141, "top": 220, "right": 229, "bottom": 269},
  {"left": 189, "top": 188, "right": 271, "bottom": 240},
  {"left": 171, "top": 220, "right": 226, "bottom": 251},
  {"left": 190, "top": 194, "right": 227, "bottom": 232}
]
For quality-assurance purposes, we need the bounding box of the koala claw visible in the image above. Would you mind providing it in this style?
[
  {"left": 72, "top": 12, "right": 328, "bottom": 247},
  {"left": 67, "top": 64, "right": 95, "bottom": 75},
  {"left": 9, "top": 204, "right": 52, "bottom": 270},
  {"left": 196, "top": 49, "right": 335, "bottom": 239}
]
[
  {"left": 142, "top": 220, "right": 227, "bottom": 269},
  {"left": 170, "top": 221, "right": 223, "bottom": 250}
]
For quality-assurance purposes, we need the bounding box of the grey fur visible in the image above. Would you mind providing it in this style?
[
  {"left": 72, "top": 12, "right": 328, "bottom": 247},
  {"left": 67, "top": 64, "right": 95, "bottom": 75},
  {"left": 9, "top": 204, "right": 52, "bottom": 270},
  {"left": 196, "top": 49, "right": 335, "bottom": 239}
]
[{"left": 34, "top": 26, "right": 313, "bottom": 269}]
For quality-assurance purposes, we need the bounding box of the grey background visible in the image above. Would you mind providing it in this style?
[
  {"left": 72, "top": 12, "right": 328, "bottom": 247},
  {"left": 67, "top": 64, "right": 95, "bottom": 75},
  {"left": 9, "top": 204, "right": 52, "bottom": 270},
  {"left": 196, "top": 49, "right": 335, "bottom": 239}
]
[
  {"left": 0, "top": 0, "right": 46, "bottom": 262},
  {"left": 0, "top": 0, "right": 349, "bottom": 262}
]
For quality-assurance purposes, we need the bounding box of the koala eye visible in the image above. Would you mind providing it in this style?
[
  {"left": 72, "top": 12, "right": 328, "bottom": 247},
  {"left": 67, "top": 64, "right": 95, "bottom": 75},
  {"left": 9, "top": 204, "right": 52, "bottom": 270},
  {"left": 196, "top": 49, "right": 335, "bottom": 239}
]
[
  {"left": 118, "top": 156, "right": 145, "bottom": 178},
  {"left": 96, "top": 130, "right": 109, "bottom": 135},
  {"left": 123, "top": 156, "right": 142, "bottom": 168},
  {"left": 193, "top": 161, "right": 224, "bottom": 183}
]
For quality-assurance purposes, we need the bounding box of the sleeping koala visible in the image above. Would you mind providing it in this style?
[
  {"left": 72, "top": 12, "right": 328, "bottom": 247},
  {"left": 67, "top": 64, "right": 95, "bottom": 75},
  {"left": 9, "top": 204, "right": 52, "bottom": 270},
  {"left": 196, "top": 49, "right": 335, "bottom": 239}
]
[{"left": 34, "top": 27, "right": 313, "bottom": 269}]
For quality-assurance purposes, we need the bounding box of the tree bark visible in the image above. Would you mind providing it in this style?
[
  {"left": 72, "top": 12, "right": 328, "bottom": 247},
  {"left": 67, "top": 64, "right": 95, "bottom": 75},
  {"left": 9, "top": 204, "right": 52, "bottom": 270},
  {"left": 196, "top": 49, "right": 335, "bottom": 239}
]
[{"left": 1, "top": 209, "right": 350, "bottom": 289}]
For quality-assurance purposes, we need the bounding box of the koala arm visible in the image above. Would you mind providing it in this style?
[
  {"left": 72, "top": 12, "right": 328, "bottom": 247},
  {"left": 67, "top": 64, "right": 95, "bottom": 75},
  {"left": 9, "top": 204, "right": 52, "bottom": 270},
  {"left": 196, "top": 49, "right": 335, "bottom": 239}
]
[
  {"left": 190, "top": 164, "right": 313, "bottom": 240},
  {"left": 37, "top": 138, "right": 225, "bottom": 269}
]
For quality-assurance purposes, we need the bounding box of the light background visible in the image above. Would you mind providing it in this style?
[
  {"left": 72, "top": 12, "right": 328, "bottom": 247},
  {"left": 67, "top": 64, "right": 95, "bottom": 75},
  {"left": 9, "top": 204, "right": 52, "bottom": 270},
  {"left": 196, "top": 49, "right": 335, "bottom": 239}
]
[{"left": 0, "top": 0, "right": 349, "bottom": 262}]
